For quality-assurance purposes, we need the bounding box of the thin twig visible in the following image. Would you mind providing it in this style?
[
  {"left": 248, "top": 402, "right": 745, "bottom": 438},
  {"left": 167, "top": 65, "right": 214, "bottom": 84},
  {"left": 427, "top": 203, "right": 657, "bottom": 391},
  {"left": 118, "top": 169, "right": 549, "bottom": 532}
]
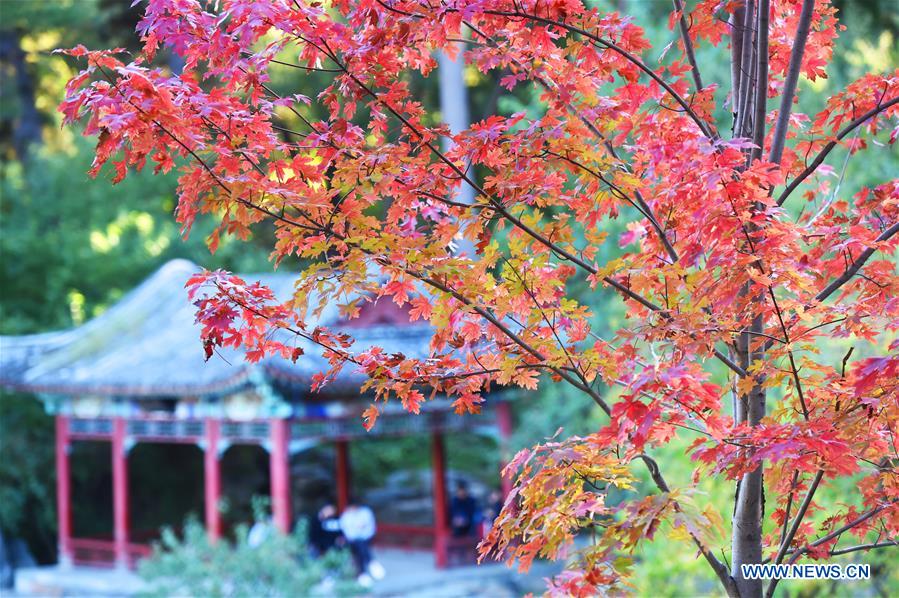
[
  {"left": 777, "top": 97, "right": 899, "bottom": 206},
  {"left": 672, "top": 0, "right": 704, "bottom": 92}
]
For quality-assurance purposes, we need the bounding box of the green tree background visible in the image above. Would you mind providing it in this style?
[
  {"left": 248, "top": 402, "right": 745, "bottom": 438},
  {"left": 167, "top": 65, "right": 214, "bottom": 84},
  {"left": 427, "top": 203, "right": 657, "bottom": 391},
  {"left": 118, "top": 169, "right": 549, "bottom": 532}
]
[{"left": 0, "top": 1, "right": 895, "bottom": 592}]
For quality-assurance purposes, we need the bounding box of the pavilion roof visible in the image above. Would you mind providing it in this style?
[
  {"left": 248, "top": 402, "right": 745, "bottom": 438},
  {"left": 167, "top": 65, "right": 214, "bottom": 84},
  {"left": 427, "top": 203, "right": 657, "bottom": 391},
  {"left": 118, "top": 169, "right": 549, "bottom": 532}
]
[{"left": 0, "top": 259, "right": 433, "bottom": 398}]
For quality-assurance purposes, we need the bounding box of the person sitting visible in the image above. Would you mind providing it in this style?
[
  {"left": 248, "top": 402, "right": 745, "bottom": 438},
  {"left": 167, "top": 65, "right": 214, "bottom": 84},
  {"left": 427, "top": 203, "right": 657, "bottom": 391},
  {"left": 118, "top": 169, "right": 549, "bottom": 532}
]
[
  {"left": 339, "top": 500, "right": 385, "bottom": 586},
  {"left": 449, "top": 481, "right": 479, "bottom": 537},
  {"left": 446, "top": 480, "right": 482, "bottom": 565},
  {"left": 309, "top": 503, "right": 343, "bottom": 556}
]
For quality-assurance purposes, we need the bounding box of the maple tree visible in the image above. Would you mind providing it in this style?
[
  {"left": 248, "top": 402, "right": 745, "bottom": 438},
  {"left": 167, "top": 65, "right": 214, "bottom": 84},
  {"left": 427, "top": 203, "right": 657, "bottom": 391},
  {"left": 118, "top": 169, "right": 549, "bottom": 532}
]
[{"left": 58, "top": 0, "right": 898, "bottom": 595}]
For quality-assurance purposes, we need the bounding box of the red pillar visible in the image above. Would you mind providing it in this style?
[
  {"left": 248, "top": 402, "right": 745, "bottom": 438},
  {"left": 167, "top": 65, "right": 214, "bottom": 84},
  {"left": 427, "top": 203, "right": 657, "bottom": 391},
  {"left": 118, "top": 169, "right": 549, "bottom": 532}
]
[
  {"left": 496, "top": 401, "right": 514, "bottom": 497},
  {"left": 269, "top": 418, "right": 291, "bottom": 533},
  {"left": 111, "top": 417, "right": 130, "bottom": 568},
  {"left": 55, "top": 416, "right": 72, "bottom": 567},
  {"left": 204, "top": 419, "right": 222, "bottom": 542},
  {"left": 431, "top": 431, "right": 449, "bottom": 568},
  {"left": 335, "top": 439, "right": 351, "bottom": 512}
]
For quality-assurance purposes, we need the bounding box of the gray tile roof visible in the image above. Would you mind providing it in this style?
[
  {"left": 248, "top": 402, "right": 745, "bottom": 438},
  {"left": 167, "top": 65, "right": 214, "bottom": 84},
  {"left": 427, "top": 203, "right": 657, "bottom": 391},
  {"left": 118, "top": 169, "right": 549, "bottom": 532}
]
[{"left": 0, "top": 259, "right": 433, "bottom": 398}]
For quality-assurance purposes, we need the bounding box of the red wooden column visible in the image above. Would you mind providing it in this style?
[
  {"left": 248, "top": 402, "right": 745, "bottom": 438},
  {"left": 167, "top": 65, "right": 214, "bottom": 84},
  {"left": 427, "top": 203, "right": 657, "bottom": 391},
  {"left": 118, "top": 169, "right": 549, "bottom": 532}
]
[
  {"left": 431, "top": 430, "right": 449, "bottom": 568},
  {"left": 55, "top": 416, "right": 73, "bottom": 567},
  {"left": 269, "top": 418, "right": 291, "bottom": 533},
  {"left": 111, "top": 417, "right": 130, "bottom": 569},
  {"left": 496, "top": 401, "right": 514, "bottom": 497},
  {"left": 204, "top": 419, "right": 222, "bottom": 542},
  {"left": 335, "top": 439, "right": 351, "bottom": 512}
]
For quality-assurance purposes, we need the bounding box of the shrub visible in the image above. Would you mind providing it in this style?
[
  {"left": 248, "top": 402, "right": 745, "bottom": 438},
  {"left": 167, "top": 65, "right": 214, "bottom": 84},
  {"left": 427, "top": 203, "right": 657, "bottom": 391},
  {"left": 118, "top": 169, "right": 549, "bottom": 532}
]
[{"left": 139, "top": 514, "right": 359, "bottom": 598}]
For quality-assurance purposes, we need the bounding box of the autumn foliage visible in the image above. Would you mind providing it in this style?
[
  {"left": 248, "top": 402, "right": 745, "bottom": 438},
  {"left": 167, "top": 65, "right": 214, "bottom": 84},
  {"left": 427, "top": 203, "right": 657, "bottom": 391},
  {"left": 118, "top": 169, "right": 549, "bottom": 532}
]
[{"left": 59, "top": 0, "right": 898, "bottom": 595}]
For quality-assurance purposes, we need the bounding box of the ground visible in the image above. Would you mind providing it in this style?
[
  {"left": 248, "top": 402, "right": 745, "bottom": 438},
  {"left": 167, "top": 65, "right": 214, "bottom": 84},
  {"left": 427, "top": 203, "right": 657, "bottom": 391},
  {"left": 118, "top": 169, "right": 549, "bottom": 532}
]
[{"left": 12, "top": 548, "right": 559, "bottom": 597}]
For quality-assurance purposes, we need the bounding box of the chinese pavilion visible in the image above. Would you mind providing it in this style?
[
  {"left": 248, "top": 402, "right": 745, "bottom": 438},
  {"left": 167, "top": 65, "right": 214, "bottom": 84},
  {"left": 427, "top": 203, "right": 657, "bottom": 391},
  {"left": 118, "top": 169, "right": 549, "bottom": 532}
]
[{"left": 0, "top": 259, "right": 512, "bottom": 569}]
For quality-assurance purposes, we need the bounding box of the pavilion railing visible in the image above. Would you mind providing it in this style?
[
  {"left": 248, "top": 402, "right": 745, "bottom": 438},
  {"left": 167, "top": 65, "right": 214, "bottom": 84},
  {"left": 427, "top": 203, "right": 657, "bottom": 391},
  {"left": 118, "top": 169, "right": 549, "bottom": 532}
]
[
  {"left": 128, "top": 418, "right": 205, "bottom": 443},
  {"left": 69, "top": 526, "right": 474, "bottom": 568},
  {"left": 220, "top": 419, "right": 271, "bottom": 442},
  {"left": 375, "top": 523, "right": 483, "bottom": 566},
  {"left": 374, "top": 523, "right": 435, "bottom": 551},
  {"left": 69, "top": 417, "right": 113, "bottom": 439},
  {"left": 70, "top": 537, "right": 152, "bottom": 569}
]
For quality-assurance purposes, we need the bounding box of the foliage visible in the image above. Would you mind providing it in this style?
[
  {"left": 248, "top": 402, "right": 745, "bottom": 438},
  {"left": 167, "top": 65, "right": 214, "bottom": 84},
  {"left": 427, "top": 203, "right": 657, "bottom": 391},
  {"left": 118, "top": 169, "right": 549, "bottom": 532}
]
[
  {"left": 0, "top": 0, "right": 147, "bottom": 159},
  {"left": 0, "top": 136, "right": 269, "bottom": 563},
  {"left": 351, "top": 431, "right": 501, "bottom": 496},
  {"left": 0, "top": 138, "right": 272, "bottom": 335},
  {"left": 138, "top": 513, "right": 359, "bottom": 598},
  {"left": 0, "top": 1, "right": 273, "bottom": 333},
  {"left": 0, "top": 393, "right": 56, "bottom": 562},
  {"left": 59, "top": 0, "right": 899, "bottom": 597},
  {"left": 0, "top": 1, "right": 270, "bottom": 563}
]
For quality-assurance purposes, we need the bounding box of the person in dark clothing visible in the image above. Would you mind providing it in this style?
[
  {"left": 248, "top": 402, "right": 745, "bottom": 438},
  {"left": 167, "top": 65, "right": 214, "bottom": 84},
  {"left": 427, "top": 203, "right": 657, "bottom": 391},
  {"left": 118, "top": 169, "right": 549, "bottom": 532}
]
[
  {"left": 482, "top": 489, "right": 504, "bottom": 531},
  {"left": 449, "top": 481, "right": 479, "bottom": 537},
  {"left": 309, "top": 504, "right": 343, "bottom": 556}
]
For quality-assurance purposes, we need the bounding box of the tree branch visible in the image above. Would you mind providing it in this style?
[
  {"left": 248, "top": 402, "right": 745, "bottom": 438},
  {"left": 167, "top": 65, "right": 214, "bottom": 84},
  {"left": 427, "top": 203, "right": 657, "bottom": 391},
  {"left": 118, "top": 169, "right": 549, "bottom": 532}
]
[
  {"left": 286, "top": 9, "right": 759, "bottom": 387},
  {"left": 482, "top": 9, "right": 717, "bottom": 139},
  {"left": 638, "top": 454, "right": 738, "bottom": 595},
  {"left": 323, "top": 44, "right": 751, "bottom": 379},
  {"left": 777, "top": 96, "right": 899, "bottom": 206},
  {"left": 818, "top": 539, "right": 898, "bottom": 557},
  {"left": 768, "top": 470, "right": 823, "bottom": 569},
  {"left": 373, "top": 2, "right": 719, "bottom": 137},
  {"left": 779, "top": 470, "right": 800, "bottom": 548},
  {"left": 748, "top": 0, "right": 769, "bottom": 164},
  {"left": 756, "top": 219, "right": 895, "bottom": 357},
  {"left": 416, "top": 271, "right": 612, "bottom": 412},
  {"left": 762, "top": 501, "right": 896, "bottom": 598},
  {"left": 461, "top": 21, "right": 684, "bottom": 268},
  {"left": 729, "top": 1, "right": 746, "bottom": 113},
  {"left": 734, "top": 0, "right": 756, "bottom": 138},
  {"left": 671, "top": 0, "right": 704, "bottom": 92},
  {"left": 768, "top": 0, "right": 814, "bottom": 165},
  {"left": 798, "top": 503, "right": 895, "bottom": 555},
  {"left": 815, "top": 221, "right": 899, "bottom": 303},
  {"left": 543, "top": 149, "right": 679, "bottom": 262},
  {"left": 767, "top": 288, "right": 809, "bottom": 419}
]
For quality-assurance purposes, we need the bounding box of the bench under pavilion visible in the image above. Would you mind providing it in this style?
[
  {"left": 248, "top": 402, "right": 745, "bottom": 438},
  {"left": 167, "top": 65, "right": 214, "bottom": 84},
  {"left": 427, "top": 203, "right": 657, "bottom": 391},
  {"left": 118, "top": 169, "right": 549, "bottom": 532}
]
[{"left": 0, "top": 259, "right": 513, "bottom": 569}]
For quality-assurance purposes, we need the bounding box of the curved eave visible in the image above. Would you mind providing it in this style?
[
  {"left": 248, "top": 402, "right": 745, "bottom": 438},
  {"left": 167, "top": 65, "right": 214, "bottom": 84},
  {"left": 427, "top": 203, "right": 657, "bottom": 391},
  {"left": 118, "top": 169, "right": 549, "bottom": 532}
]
[{"left": 0, "top": 367, "right": 256, "bottom": 398}]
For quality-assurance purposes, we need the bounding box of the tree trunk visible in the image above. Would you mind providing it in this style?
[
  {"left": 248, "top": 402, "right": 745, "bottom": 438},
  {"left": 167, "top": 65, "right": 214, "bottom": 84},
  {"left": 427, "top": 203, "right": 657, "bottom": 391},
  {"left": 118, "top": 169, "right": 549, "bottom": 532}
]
[
  {"left": 0, "top": 29, "right": 42, "bottom": 159},
  {"left": 729, "top": 0, "right": 768, "bottom": 593},
  {"left": 438, "top": 44, "right": 475, "bottom": 256},
  {"left": 437, "top": 44, "right": 473, "bottom": 205},
  {"left": 731, "top": 325, "right": 766, "bottom": 597}
]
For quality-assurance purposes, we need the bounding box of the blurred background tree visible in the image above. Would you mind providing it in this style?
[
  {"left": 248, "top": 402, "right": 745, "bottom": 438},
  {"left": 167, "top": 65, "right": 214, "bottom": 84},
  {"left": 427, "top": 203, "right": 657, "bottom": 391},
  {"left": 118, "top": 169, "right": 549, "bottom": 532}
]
[{"left": 0, "top": 0, "right": 275, "bottom": 563}]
